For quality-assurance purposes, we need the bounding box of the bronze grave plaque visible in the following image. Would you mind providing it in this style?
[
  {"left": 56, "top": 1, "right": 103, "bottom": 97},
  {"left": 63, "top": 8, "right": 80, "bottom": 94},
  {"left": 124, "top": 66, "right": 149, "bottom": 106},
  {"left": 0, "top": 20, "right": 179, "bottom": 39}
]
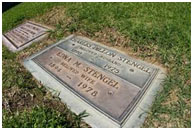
[
  {"left": 24, "top": 35, "right": 164, "bottom": 127},
  {"left": 58, "top": 36, "right": 158, "bottom": 88},
  {"left": 3, "top": 21, "right": 49, "bottom": 52}
]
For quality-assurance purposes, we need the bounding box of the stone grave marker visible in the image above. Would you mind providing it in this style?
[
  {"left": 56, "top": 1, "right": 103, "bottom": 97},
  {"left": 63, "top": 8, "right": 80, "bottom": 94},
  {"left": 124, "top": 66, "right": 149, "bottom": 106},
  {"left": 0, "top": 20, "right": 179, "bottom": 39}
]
[
  {"left": 23, "top": 35, "right": 166, "bottom": 128},
  {"left": 3, "top": 21, "right": 50, "bottom": 52}
]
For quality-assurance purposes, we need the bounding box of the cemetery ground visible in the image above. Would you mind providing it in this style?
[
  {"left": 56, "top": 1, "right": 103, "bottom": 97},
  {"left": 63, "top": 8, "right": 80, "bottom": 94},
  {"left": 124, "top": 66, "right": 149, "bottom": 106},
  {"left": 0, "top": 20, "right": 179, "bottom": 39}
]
[{"left": 2, "top": 3, "right": 190, "bottom": 128}]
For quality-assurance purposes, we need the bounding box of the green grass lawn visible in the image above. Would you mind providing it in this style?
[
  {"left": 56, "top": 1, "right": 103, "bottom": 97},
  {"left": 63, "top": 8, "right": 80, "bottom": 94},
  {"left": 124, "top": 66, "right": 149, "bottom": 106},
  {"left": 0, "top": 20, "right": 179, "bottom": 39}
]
[{"left": 2, "top": 2, "right": 191, "bottom": 128}]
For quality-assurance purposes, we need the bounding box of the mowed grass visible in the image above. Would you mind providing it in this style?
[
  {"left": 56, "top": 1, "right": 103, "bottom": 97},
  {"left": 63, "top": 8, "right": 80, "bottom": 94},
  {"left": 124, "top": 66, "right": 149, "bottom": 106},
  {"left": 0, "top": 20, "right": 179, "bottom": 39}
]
[{"left": 2, "top": 2, "right": 191, "bottom": 128}]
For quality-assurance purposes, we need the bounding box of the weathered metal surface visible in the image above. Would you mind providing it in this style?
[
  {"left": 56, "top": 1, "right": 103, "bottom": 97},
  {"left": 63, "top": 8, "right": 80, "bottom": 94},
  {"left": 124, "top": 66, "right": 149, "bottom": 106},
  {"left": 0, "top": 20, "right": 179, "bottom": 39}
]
[
  {"left": 33, "top": 47, "right": 141, "bottom": 123},
  {"left": 24, "top": 35, "right": 162, "bottom": 126},
  {"left": 2, "top": 21, "right": 49, "bottom": 52},
  {"left": 58, "top": 36, "right": 158, "bottom": 88}
]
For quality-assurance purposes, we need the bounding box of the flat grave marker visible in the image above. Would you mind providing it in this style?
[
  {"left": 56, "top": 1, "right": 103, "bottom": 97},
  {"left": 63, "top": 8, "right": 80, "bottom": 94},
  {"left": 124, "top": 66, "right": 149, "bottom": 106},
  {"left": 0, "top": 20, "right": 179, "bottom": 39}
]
[
  {"left": 23, "top": 35, "right": 166, "bottom": 127},
  {"left": 3, "top": 21, "right": 50, "bottom": 52}
]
